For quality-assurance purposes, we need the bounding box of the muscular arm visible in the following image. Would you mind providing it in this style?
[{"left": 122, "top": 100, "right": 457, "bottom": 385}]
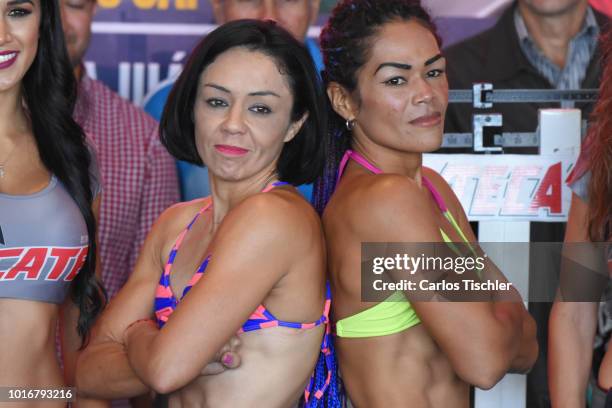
[
  {"left": 124, "top": 194, "right": 306, "bottom": 394},
  {"left": 358, "top": 175, "right": 535, "bottom": 389},
  {"left": 549, "top": 193, "right": 598, "bottom": 408},
  {"left": 76, "top": 201, "right": 168, "bottom": 399},
  {"left": 508, "top": 309, "right": 538, "bottom": 374},
  {"left": 77, "top": 201, "right": 242, "bottom": 399},
  {"left": 433, "top": 170, "right": 538, "bottom": 375}
]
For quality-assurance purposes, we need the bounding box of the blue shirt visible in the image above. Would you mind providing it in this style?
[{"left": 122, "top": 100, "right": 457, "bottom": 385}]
[{"left": 143, "top": 38, "right": 323, "bottom": 202}]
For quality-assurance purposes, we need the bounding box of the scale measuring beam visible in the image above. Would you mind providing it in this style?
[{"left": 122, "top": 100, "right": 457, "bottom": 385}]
[{"left": 442, "top": 85, "right": 597, "bottom": 150}]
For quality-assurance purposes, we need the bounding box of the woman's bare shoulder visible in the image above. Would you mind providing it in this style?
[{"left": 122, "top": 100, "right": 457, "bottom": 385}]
[
  {"left": 150, "top": 197, "right": 212, "bottom": 243},
  {"left": 422, "top": 167, "right": 454, "bottom": 197},
  {"left": 222, "top": 190, "right": 321, "bottom": 247},
  {"left": 327, "top": 174, "right": 441, "bottom": 242},
  {"left": 350, "top": 173, "right": 432, "bottom": 213}
]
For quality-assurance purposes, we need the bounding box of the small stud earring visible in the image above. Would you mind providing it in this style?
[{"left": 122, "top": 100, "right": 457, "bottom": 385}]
[{"left": 345, "top": 119, "right": 356, "bottom": 131}]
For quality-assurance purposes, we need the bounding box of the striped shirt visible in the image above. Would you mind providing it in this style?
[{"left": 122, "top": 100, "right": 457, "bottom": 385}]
[
  {"left": 74, "top": 75, "right": 179, "bottom": 298},
  {"left": 514, "top": 7, "right": 600, "bottom": 94}
]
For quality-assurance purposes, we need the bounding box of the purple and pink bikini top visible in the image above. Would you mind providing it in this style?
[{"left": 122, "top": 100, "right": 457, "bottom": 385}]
[{"left": 153, "top": 181, "right": 335, "bottom": 404}]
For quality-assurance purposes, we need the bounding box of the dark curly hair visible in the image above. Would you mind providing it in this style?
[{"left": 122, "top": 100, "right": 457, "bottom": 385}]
[
  {"left": 313, "top": 0, "right": 440, "bottom": 213},
  {"left": 24, "top": 0, "right": 106, "bottom": 344}
]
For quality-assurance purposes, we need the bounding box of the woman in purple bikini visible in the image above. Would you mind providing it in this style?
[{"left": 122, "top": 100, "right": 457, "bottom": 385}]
[
  {"left": 313, "top": 1, "right": 538, "bottom": 406},
  {"left": 76, "top": 20, "right": 340, "bottom": 407}
]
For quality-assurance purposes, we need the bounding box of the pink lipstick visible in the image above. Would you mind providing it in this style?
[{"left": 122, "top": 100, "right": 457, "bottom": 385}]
[
  {"left": 0, "top": 51, "right": 18, "bottom": 70},
  {"left": 215, "top": 144, "right": 249, "bottom": 156}
]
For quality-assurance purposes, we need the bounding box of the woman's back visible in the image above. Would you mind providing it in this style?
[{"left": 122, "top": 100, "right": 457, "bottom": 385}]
[{"left": 323, "top": 160, "right": 472, "bottom": 407}]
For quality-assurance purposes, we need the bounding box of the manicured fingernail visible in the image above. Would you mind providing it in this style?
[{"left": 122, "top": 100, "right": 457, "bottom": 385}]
[{"left": 223, "top": 355, "right": 233, "bottom": 365}]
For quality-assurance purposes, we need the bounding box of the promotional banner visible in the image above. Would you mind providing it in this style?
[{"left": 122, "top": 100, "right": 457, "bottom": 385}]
[
  {"left": 86, "top": 0, "right": 215, "bottom": 105},
  {"left": 85, "top": 1, "right": 501, "bottom": 104},
  {"left": 423, "top": 154, "right": 577, "bottom": 222},
  {"left": 84, "top": 0, "right": 604, "bottom": 104}
]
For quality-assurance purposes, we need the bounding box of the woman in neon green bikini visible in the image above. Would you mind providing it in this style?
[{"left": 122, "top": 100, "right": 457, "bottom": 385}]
[{"left": 313, "top": 1, "right": 539, "bottom": 406}]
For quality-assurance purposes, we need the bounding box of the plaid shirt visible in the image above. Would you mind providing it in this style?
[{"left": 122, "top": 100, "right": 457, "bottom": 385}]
[{"left": 74, "top": 74, "right": 179, "bottom": 298}]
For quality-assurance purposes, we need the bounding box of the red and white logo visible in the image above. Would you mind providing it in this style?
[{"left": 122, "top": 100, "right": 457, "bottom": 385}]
[{"left": 0, "top": 246, "right": 88, "bottom": 281}]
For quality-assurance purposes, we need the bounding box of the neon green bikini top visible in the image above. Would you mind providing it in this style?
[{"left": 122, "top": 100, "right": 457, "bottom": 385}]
[{"left": 334, "top": 150, "right": 474, "bottom": 338}]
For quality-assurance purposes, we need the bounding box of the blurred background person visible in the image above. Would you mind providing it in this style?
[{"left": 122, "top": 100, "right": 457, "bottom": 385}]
[
  {"left": 445, "top": 0, "right": 607, "bottom": 135},
  {"left": 60, "top": 0, "right": 180, "bottom": 301},
  {"left": 443, "top": 1, "right": 609, "bottom": 406},
  {"left": 61, "top": 1, "right": 179, "bottom": 406}
]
